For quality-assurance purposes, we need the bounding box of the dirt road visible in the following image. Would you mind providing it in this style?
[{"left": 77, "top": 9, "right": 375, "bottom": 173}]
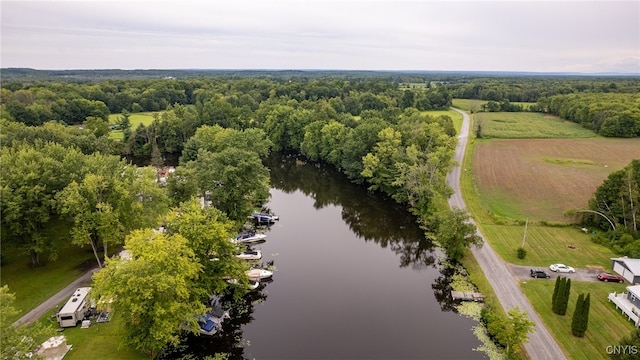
[
  {"left": 12, "top": 268, "right": 97, "bottom": 327},
  {"left": 448, "top": 108, "right": 567, "bottom": 360}
]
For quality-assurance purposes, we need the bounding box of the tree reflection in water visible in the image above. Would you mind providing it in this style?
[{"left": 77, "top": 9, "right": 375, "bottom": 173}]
[
  {"left": 160, "top": 153, "right": 467, "bottom": 358},
  {"left": 157, "top": 283, "right": 270, "bottom": 360}
]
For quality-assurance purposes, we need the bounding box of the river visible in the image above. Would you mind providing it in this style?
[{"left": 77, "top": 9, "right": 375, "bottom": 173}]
[{"left": 159, "top": 154, "right": 483, "bottom": 359}]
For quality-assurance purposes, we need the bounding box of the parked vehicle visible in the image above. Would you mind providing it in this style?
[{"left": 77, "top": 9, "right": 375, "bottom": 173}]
[
  {"left": 597, "top": 272, "right": 625, "bottom": 283},
  {"left": 56, "top": 287, "right": 92, "bottom": 327},
  {"left": 530, "top": 268, "right": 551, "bottom": 278},
  {"left": 549, "top": 264, "right": 575, "bottom": 273}
]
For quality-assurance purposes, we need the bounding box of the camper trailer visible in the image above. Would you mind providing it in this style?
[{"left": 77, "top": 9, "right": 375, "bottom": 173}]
[{"left": 56, "top": 287, "right": 91, "bottom": 327}]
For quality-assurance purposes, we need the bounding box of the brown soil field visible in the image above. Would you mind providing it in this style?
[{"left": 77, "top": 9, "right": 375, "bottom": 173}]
[{"left": 472, "top": 137, "right": 640, "bottom": 223}]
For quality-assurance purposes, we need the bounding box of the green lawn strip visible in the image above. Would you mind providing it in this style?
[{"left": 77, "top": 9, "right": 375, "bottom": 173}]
[
  {"left": 474, "top": 112, "right": 596, "bottom": 139},
  {"left": 521, "top": 280, "right": 632, "bottom": 360},
  {"left": 482, "top": 224, "right": 616, "bottom": 269},
  {"left": 474, "top": 187, "right": 529, "bottom": 222},
  {"left": 461, "top": 248, "right": 508, "bottom": 317},
  {"left": 108, "top": 112, "right": 160, "bottom": 128},
  {"left": 108, "top": 111, "right": 161, "bottom": 141},
  {"left": 31, "top": 303, "right": 147, "bottom": 360}
]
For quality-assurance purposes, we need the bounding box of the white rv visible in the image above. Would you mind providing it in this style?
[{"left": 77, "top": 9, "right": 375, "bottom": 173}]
[{"left": 56, "top": 287, "right": 91, "bottom": 327}]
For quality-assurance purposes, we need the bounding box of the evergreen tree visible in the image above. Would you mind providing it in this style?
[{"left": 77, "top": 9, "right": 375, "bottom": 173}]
[
  {"left": 552, "top": 276, "right": 562, "bottom": 311},
  {"left": 557, "top": 278, "right": 571, "bottom": 315},
  {"left": 552, "top": 276, "right": 565, "bottom": 314},
  {"left": 571, "top": 293, "right": 585, "bottom": 336}
]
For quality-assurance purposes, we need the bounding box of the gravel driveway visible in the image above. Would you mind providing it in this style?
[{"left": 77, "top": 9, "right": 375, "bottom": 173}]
[{"left": 507, "top": 263, "right": 614, "bottom": 283}]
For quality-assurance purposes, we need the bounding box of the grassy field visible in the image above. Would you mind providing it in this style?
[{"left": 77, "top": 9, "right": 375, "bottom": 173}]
[
  {"left": 521, "top": 280, "right": 633, "bottom": 360},
  {"left": 452, "top": 99, "right": 537, "bottom": 112},
  {"left": 474, "top": 112, "right": 596, "bottom": 139},
  {"left": 108, "top": 112, "right": 161, "bottom": 140},
  {"left": 472, "top": 137, "right": 640, "bottom": 222},
  {"left": 1, "top": 223, "right": 97, "bottom": 324},
  {"left": 108, "top": 112, "right": 160, "bottom": 128},
  {"left": 33, "top": 307, "right": 147, "bottom": 360},
  {"left": 452, "top": 99, "right": 487, "bottom": 112},
  {"left": 481, "top": 225, "right": 616, "bottom": 269}
]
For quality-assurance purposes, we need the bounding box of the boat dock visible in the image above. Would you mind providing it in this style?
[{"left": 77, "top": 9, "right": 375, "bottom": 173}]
[{"left": 451, "top": 291, "right": 485, "bottom": 302}]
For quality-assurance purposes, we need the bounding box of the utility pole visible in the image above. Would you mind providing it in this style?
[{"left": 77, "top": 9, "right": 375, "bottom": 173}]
[{"left": 521, "top": 218, "right": 528, "bottom": 247}]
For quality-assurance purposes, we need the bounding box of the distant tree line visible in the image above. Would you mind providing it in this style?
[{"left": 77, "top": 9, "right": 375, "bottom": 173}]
[
  {"left": 445, "top": 77, "right": 640, "bottom": 103},
  {"left": 539, "top": 93, "right": 640, "bottom": 137}
]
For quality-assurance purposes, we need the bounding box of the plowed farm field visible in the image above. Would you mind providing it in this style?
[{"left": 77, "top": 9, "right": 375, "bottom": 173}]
[{"left": 472, "top": 137, "right": 640, "bottom": 223}]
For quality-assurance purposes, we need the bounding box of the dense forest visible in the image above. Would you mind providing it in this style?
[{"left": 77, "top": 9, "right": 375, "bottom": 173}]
[{"left": 2, "top": 71, "right": 639, "bottom": 356}]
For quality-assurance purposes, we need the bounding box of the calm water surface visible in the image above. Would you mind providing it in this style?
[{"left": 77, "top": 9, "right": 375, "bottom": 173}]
[{"left": 162, "top": 155, "right": 482, "bottom": 359}]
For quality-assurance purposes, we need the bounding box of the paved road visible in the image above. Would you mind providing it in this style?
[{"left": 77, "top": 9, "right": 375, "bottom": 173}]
[
  {"left": 447, "top": 108, "right": 567, "bottom": 360},
  {"left": 13, "top": 268, "right": 97, "bottom": 327}
]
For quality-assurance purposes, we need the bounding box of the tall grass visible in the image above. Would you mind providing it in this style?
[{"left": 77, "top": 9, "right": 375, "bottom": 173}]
[{"left": 474, "top": 112, "right": 596, "bottom": 139}]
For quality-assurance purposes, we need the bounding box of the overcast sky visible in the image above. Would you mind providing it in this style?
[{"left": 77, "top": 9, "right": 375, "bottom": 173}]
[{"left": 1, "top": 0, "right": 639, "bottom": 73}]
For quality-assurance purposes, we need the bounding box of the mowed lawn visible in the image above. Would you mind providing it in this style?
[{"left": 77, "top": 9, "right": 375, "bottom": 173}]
[
  {"left": 452, "top": 99, "right": 487, "bottom": 112},
  {"left": 108, "top": 112, "right": 161, "bottom": 140},
  {"left": 474, "top": 112, "right": 596, "bottom": 139},
  {"left": 472, "top": 137, "right": 640, "bottom": 223},
  {"left": 452, "top": 98, "right": 537, "bottom": 112},
  {"left": 480, "top": 224, "right": 616, "bottom": 269},
  {"left": 1, "top": 222, "right": 97, "bottom": 324},
  {"left": 32, "top": 308, "right": 147, "bottom": 360},
  {"left": 521, "top": 280, "right": 633, "bottom": 360}
]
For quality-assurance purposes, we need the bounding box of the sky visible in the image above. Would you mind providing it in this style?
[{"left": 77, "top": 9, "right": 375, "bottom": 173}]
[{"left": 1, "top": 0, "right": 639, "bottom": 73}]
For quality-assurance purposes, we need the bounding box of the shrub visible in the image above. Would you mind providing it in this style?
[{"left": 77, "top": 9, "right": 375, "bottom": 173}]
[{"left": 517, "top": 247, "right": 527, "bottom": 259}]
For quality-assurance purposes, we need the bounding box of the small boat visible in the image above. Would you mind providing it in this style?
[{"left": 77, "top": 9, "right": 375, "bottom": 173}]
[
  {"left": 225, "top": 278, "right": 261, "bottom": 290},
  {"left": 246, "top": 268, "right": 273, "bottom": 281},
  {"left": 198, "top": 313, "right": 222, "bottom": 336},
  {"left": 236, "top": 249, "right": 262, "bottom": 260},
  {"left": 233, "top": 233, "right": 267, "bottom": 244},
  {"left": 251, "top": 212, "right": 279, "bottom": 223}
]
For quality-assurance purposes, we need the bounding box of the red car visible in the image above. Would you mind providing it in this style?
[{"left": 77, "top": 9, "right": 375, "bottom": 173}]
[{"left": 597, "top": 272, "right": 625, "bottom": 283}]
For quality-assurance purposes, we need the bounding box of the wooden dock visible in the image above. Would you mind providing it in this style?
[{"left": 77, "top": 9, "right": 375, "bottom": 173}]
[{"left": 451, "top": 291, "right": 485, "bottom": 302}]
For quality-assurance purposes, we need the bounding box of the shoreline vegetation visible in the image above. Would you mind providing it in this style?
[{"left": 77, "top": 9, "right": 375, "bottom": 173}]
[{"left": 2, "top": 73, "right": 639, "bottom": 359}]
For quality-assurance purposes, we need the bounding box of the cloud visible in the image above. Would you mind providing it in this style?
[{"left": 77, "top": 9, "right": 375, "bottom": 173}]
[{"left": 1, "top": 0, "right": 638, "bottom": 72}]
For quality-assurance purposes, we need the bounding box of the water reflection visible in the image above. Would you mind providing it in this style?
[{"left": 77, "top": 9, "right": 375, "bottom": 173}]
[
  {"left": 266, "top": 154, "right": 432, "bottom": 261},
  {"left": 160, "top": 153, "right": 481, "bottom": 359},
  {"left": 158, "top": 283, "right": 271, "bottom": 360}
]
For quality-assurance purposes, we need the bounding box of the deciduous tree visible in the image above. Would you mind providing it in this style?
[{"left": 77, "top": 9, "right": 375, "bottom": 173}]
[
  {"left": 92, "top": 229, "right": 204, "bottom": 358},
  {"left": 1, "top": 285, "right": 52, "bottom": 359},
  {"left": 433, "top": 207, "right": 482, "bottom": 262},
  {"left": 56, "top": 155, "right": 168, "bottom": 267}
]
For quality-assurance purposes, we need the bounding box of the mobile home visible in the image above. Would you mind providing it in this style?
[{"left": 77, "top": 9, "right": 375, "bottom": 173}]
[{"left": 56, "top": 287, "right": 91, "bottom": 327}]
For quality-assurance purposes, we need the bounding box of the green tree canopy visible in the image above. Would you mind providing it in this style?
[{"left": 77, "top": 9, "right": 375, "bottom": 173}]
[
  {"left": 56, "top": 155, "right": 168, "bottom": 267},
  {"left": 92, "top": 229, "right": 204, "bottom": 358}
]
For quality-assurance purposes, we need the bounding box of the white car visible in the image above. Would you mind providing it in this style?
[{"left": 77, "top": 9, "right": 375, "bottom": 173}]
[{"left": 549, "top": 264, "right": 575, "bottom": 273}]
